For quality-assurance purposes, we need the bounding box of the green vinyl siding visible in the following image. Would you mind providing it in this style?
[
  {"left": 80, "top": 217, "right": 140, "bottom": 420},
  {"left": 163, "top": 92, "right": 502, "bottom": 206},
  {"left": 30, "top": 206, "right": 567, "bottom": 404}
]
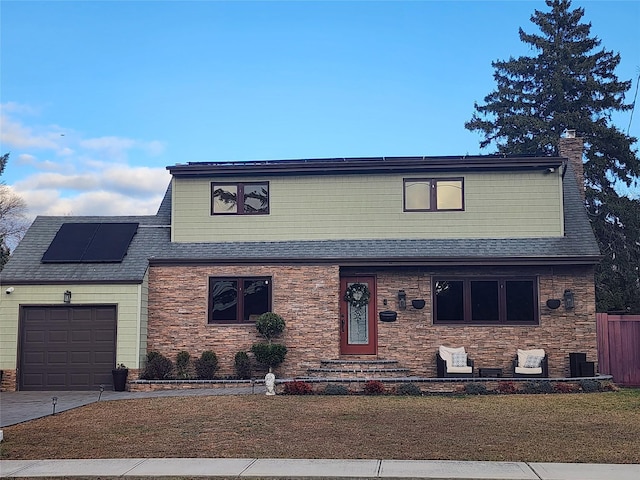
[
  {"left": 171, "top": 171, "right": 564, "bottom": 243},
  {"left": 0, "top": 284, "right": 144, "bottom": 370}
]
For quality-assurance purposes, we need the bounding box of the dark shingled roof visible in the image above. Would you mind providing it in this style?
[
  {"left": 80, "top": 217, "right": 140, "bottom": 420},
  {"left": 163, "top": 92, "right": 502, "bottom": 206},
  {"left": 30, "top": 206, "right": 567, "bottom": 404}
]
[
  {"left": 0, "top": 214, "right": 170, "bottom": 284},
  {"left": 0, "top": 164, "right": 600, "bottom": 285}
]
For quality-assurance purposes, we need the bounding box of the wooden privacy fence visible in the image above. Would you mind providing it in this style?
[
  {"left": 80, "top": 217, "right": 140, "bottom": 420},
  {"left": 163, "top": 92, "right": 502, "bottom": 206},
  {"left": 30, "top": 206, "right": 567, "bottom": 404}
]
[{"left": 596, "top": 313, "right": 640, "bottom": 387}]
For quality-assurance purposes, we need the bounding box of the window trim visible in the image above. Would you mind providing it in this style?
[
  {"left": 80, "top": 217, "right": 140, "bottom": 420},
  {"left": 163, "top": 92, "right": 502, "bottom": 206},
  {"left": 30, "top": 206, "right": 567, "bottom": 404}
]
[
  {"left": 403, "top": 177, "right": 464, "bottom": 212},
  {"left": 208, "top": 276, "right": 272, "bottom": 324},
  {"left": 211, "top": 181, "right": 270, "bottom": 215},
  {"left": 433, "top": 276, "right": 539, "bottom": 325}
]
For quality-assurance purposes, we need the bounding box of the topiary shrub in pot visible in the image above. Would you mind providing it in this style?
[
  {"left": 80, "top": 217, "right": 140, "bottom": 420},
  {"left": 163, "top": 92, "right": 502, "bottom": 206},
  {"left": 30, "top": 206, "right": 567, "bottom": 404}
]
[
  {"left": 252, "top": 312, "right": 287, "bottom": 372},
  {"left": 251, "top": 343, "right": 287, "bottom": 371}
]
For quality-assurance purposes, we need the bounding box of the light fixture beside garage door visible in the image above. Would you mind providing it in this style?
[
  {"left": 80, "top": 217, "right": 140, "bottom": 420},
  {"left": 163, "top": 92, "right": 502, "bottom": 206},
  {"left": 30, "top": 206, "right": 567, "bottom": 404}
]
[{"left": 63, "top": 290, "right": 71, "bottom": 303}]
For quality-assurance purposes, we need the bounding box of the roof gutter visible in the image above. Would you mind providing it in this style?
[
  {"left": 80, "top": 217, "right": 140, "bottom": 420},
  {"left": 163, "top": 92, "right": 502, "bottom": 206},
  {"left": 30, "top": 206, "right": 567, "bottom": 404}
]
[
  {"left": 168, "top": 156, "right": 563, "bottom": 178},
  {"left": 148, "top": 255, "right": 601, "bottom": 267}
]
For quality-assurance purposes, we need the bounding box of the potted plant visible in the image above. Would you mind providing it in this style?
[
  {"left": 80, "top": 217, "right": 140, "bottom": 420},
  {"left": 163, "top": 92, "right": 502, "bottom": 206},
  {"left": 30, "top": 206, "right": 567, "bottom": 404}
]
[{"left": 112, "top": 363, "right": 128, "bottom": 392}]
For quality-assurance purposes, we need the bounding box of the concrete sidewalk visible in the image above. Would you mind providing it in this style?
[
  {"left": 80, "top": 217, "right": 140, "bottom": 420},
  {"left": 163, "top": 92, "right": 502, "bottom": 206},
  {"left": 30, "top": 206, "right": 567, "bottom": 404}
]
[{"left": 1, "top": 458, "right": 638, "bottom": 479}]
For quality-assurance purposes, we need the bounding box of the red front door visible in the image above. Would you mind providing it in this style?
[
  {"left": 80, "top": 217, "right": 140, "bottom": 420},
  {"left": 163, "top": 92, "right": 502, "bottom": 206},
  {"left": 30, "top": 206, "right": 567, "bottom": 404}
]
[{"left": 340, "top": 276, "right": 377, "bottom": 355}]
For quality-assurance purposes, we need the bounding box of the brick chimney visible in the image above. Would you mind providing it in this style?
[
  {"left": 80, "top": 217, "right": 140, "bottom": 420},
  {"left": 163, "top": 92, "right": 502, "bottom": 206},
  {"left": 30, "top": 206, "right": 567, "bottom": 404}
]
[{"left": 558, "top": 129, "right": 585, "bottom": 199}]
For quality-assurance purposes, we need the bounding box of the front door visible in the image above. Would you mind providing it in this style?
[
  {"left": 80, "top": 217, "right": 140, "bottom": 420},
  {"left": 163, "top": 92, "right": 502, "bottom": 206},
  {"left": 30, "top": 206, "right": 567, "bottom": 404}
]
[{"left": 340, "top": 276, "right": 377, "bottom": 355}]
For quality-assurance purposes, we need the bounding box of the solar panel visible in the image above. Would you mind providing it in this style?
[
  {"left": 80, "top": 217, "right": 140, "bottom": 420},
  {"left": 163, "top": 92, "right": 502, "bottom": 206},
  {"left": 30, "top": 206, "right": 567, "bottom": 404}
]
[
  {"left": 41, "top": 223, "right": 138, "bottom": 263},
  {"left": 82, "top": 223, "right": 138, "bottom": 262}
]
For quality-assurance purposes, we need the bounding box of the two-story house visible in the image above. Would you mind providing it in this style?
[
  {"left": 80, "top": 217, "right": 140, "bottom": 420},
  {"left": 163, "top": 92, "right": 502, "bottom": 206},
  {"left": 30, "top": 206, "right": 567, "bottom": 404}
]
[{"left": 0, "top": 135, "right": 601, "bottom": 391}]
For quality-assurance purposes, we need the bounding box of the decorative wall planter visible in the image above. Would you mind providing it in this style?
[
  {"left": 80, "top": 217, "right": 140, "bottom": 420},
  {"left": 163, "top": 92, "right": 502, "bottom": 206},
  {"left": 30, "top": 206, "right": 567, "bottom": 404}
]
[
  {"left": 411, "top": 299, "right": 426, "bottom": 309},
  {"left": 379, "top": 310, "right": 398, "bottom": 322},
  {"left": 546, "top": 299, "right": 561, "bottom": 309}
]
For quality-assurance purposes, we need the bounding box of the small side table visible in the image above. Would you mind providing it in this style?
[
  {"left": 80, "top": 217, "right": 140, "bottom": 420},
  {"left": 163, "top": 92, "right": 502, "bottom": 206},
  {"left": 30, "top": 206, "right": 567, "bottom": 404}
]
[{"left": 479, "top": 367, "right": 503, "bottom": 378}]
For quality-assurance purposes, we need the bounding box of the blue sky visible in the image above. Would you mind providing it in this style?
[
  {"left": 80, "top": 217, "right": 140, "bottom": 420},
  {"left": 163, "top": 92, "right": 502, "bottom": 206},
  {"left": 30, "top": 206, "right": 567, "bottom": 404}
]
[{"left": 1, "top": 0, "right": 639, "bottom": 220}]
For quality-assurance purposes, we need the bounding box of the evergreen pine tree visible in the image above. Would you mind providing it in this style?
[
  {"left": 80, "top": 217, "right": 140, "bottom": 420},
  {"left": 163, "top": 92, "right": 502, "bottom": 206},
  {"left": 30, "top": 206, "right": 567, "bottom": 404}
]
[{"left": 466, "top": 0, "right": 640, "bottom": 313}]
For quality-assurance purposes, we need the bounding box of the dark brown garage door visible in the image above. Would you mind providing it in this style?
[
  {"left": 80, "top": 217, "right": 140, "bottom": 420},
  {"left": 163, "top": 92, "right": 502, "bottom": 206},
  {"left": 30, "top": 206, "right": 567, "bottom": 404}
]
[{"left": 20, "top": 305, "right": 117, "bottom": 390}]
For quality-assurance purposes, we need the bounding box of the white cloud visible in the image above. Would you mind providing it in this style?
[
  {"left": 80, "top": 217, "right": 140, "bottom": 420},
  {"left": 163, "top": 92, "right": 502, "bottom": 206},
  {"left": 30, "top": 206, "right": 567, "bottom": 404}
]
[
  {"left": 1, "top": 102, "right": 171, "bottom": 223},
  {"left": 14, "top": 172, "right": 101, "bottom": 192},
  {"left": 25, "top": 190, "right": 167, "bottom": 217},
  {"left": 0, "top": 113, "right": 62, "bottom": 151},
  {"left": 16, "top": 153, "right": 66, "bottom": 172},
  {"left": 102, "top": 166, "right": 171, "bottom": 197}
]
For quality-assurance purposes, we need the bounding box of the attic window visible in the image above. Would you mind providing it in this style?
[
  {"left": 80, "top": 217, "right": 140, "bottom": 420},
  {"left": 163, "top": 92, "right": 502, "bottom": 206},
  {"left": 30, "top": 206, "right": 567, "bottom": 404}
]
[
  {"left": 404, "top": 178, "right": 464, "bottom": 211},
  {"left": 41, "top": 223, "right": 138, "bottom": 263},
  {"left": 211, "top": 182, "right": 269, "bottom": 215}
]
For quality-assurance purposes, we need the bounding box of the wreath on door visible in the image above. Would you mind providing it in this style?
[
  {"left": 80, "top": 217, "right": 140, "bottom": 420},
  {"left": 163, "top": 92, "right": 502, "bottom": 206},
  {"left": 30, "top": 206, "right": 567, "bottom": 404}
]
[{"left": 344, "top": 283, "right": 371, "bottom": 308}]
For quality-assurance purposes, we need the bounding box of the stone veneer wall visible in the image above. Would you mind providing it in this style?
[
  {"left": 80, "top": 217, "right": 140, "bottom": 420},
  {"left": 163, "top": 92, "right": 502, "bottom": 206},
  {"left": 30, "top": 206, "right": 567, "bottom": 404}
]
[
  {"left": 147, "top": 264, "right": 341, "bottom": 378},
  {"left": 147, "top": 264, "right": 596, "bottom": 379},
  {"left": 375, "top": 265, "right": 597, "bottom": 378}
]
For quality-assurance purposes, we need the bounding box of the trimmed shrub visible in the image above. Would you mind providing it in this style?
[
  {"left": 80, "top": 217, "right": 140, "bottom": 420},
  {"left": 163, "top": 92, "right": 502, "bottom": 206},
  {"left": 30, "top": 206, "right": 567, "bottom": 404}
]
[
  {"left": 195, "top": 350, "right": 219, "bottom": 380},
  {"left": 141, "top": 351, "right": 174, "bottom": 380},
  {"left": 554, "top": 382, "right": 580, "bottom": 393},
  {"left": 175, "top": 351, "right": 191, "bottom": 379},
  {"left": 251, "top": 343, "right": 287, "bottom": 370},
  {"left": 323, "top": 383, "right": 350, "bottom": 395},
  {"left": 234, "top": 351, "right": 252, "bottom": 380},
  {"left": 255, "top": 312, "right": 285, "bottom": 340},
  {"left": 283, "top": 381, "right": 313, "bottom": 395},
  {"left": 580, "top": 379, "right": 601, "bottom": 393},
  {"left": 523, "top": 380, "right": 554, "bottom": 394},
  {"left": 497, "top": 381, "right": 518, "bottom": 394},
  {"left": 464, "top": 382, "right": 488, "bottom": 395},
  {"left": 363, "top": 380, "right": 386, "bottom": 395},
  {"left": 396, "top": 383, "right": 422, "bottom": 396}
]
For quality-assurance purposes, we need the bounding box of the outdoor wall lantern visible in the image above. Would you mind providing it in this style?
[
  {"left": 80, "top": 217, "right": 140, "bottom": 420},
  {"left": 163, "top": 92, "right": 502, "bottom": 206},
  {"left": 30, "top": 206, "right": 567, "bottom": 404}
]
[
  {"left": 563, "top": 289, "right": 575, "bottom": 310},
  {"left": 63, "top": 290, "right": 72, "bottom": 304},
  {"left": 398, "top": 290, "right": 407, "bottom": 310}
]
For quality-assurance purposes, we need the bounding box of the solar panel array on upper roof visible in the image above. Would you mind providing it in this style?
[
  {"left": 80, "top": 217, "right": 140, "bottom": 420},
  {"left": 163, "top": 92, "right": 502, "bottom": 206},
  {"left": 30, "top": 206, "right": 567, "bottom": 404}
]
[{"left": 41, "top": 223, "right": 139, "bottom": 263}]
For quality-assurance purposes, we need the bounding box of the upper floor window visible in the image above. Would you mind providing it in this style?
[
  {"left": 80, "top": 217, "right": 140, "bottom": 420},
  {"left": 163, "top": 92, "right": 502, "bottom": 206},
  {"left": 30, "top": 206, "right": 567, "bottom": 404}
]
[
  {"left": 211, "top": 182, "right": 269, "bottom": 215},
  {"left": 404, "top": 178, "right": 464, "bottom": 211},
  {"left": 433, "top": 277, "right": 538, "bottom": 325},
  {"left": 209, "top": 277, "right": 272, "bottom": 324}
]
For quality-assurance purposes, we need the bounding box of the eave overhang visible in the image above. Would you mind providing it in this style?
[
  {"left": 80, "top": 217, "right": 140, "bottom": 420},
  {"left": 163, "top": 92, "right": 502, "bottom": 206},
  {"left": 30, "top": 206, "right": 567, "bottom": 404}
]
[
  {"left": 167, "top": 155, "right": 564, "bottom": 178},
  {"left": 148, "top": 255, "right": 601, "bottom": 267},
  {"left": 0, "top": 279, "right": 144, "bottom": 286}
]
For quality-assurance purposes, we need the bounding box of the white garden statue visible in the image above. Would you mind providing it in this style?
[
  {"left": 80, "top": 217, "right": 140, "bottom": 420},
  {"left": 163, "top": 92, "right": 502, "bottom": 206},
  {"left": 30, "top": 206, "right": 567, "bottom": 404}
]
[{"left": 265, "top": 372, "right": 276, "bottom": 395}]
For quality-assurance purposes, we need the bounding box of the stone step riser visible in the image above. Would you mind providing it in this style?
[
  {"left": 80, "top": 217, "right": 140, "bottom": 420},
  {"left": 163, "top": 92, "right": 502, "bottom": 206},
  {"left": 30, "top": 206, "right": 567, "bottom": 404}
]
[{"left": 308, "top": 358, "right": 413, "bottom": 380}]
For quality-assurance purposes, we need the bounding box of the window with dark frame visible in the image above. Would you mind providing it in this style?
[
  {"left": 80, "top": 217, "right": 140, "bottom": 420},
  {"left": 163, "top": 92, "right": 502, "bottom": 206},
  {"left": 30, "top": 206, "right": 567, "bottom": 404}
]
[
  {"left": 403, "top": 178, "right": 464, "bottom": 212},
  {"left": 433, "top": 277, "right": 538, "bottom": 325},
  {"left": 209, "top": 277, "right": 272, "bottom": 324},
  {"left": 211, "top": 182, "right": 269, "bottom": 215}
]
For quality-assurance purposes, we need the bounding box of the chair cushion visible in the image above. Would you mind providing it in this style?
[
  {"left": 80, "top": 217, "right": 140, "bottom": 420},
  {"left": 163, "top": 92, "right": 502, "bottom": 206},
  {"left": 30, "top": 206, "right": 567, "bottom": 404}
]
[
  {"left": 517, "top": 348, "right": 545, "bottom": 368},
  {"left": 515, "top": 366, "right": 543, "bottom": 375},
  {"left": 451, "top": 352, "right": 468, "bottom": 367},
  {"left": 439, "top": 345, "right": 466, "bottom": 366},
  {"left": 447, "top": 365, "right": 473, "bottom": 374}
]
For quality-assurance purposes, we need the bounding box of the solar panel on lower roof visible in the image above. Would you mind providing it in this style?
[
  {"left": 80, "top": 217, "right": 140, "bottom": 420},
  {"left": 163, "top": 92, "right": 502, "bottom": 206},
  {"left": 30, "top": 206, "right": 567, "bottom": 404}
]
[
  {"left": 82, "top": 223, "right": 139, "bottom": 262},
  {"left": 41, "top": 223, "right": 138, "bottom": 263},
  {"left": 41, "top": 223, "right": 101, "bottom": 263}
]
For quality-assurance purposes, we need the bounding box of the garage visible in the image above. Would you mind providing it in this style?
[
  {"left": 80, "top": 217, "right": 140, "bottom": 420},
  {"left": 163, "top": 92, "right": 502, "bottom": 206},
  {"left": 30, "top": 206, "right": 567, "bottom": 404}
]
[{"left": 20, "top": 305, "right": 117, "bottom": 391}]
